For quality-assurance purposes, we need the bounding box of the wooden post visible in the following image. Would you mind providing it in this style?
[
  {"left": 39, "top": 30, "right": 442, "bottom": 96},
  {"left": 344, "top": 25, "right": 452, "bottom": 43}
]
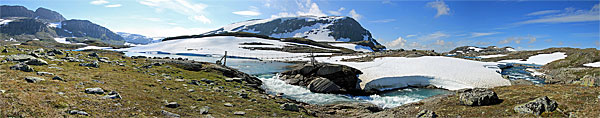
[{"left": 223, "top": 51, "right": 227, "bottom": 66}]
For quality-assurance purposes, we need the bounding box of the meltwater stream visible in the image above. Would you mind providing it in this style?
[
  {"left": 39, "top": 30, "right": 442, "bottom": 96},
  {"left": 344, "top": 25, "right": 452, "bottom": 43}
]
[{"left": 124, "top": 52, "right": 452, "bottom": 108}]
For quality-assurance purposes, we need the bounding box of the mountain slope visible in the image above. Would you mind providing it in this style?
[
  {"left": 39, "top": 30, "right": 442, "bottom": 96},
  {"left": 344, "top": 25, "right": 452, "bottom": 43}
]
[
  {"left": 206, "top": 16, "right": 385, "bottom": 51},
  {"left": 34, "top": 7, "right": 66, "bottom": 23},
  {"left": 117, "top": 32, "right": 158, "bottom": 45}
]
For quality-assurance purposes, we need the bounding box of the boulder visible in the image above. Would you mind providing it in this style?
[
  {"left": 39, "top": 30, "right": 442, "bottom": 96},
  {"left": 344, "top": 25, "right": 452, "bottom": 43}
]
[
  {"left": 166, "top": 102, "right": 180, "bottom": 108},
  {"left": 307, "top": 77, "right": 343, "bottom": 93},
  {"left": 36, "top": 72, "right": 54, "bottom": 76},
  {"left": 102, "top": 91, "right": 121, "bottom": 99},
  {"left": 161, "top": 110, "right": 180, "bottom": 118},
  {"left": 316, "top": 64, "right": 344, "bottom": 76},
  {"left": 84, "top": 88, "right": 104, "bottom": 94},
  {"left": 68, "top": 110, "right": 89, "bottom": 116},
  {"left": 1, "top": 48, "right": 8, "bottom": 53},
  {"left": 233, "top": 111, "right": 245, "bottom": 116},
  {"left": 514, "top": 96, "right": 558, "bottom": 115},
  {"left": 416, "top": 110, "right": 437, "bottom": 118},
  {"left": 5, "top": 54, "right": 36, "bottom": 62},
  {"left": 199, "top": 108, "right": 209, "bottom": 114},
  {"left": 280, "top": 103, "right": 300, "bottom": 112},
  {"left": 48, "top": 49, "right": 64, "bottom": 55},
  {"left": 224, "top": 103, "right": 233, "bottom": 107},
  {"left": 280, "top": 63, "right": 362, "bottom": 94},
  {"left": 52, "top": 76, "right": 65, "bottom": 81},
  {"left": 457, "top": 88, "right": 501, "bottom": 106},
  {"left": 25, "top": 58, "right": 48, "bottom": 65},
  {"left": 10, "top": 63, "right": 35, "bottom": 72},
  {"left": 79, "top": 61, "right": 100, "bottom": 68},
  {"left": 24, "top": 77, "right": 45, "bottom": 83}
]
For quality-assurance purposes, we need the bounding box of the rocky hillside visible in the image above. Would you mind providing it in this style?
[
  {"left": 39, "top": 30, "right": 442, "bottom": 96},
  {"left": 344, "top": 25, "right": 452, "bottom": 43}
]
[
  {"left": 56, "top": 20, "right": 124, "bottom": 42},
  {"left": 205, "top": 16, "right": 385, "bottom": 51},
  {"left": 0, "top": 5, "right": 35, "bottom": 18}
]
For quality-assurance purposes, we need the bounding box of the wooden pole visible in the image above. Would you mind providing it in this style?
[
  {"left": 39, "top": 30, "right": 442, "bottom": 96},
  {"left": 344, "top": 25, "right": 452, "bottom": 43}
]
[{"left": 224, "top": 51, "right": 227, "bottom": 66}]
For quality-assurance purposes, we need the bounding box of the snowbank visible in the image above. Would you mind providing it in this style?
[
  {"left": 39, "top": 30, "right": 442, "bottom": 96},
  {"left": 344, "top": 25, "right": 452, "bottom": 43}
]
[
  {"left": 498, "top": 52, "right": 567, "bottom": 65},
  {"left": 477, "top": 54, "right": 507, "bottom": 58},
  {"left": 121, "top": 36, "right": 336, "bottom": 60},
  {"left": 583, "top": 62, "right": 600, "bottom": 67},
  {"left": 330, "top": 43, "right": 373, "bottom": 52},
  {"left": 319, "top": 56, "right": 511, "bottom": 91}
]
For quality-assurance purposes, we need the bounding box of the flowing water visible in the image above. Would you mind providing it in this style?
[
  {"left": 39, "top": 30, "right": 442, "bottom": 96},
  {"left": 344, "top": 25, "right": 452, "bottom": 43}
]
[
  {"left": 124, "top": 51, "right": 452, "bottom": 108},
  {"left": 499, "top": 63, "right": 545, "bottom": 84}
]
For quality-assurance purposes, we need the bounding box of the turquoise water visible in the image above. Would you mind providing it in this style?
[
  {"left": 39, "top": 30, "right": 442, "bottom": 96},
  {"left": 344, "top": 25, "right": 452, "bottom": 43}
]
[{"left": 124, "top": 52, "right": 452, "bottom": 108}]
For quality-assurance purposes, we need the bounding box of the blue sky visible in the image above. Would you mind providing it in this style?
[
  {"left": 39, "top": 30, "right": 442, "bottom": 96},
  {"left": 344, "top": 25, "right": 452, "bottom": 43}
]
[{"left": 3, "top": 0, "right": 600, "bottom": 52}]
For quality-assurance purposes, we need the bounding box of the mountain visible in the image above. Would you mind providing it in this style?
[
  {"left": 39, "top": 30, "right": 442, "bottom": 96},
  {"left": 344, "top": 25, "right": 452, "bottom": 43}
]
[
  {"left": 0, "top": 5, "right": 124, "bottom": 45},
  {"left": 206, "top": 16, "right": 385, "bottom": 51},
  {"left": 0, "top": 5, "right": 35, "bottom": 18},
  {"left": 117, "top": 32, "right": 161, "bottom": 45},
  {"left": 34, "top": 7, "right": 66, "bottom": 23}
]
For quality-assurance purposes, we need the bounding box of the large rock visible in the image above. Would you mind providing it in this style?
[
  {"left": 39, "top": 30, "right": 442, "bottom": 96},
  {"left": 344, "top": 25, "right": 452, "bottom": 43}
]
[
  {"left": 161, "top": 110, "right": 180, "bottom": 118},
  {"left": 10, "top": 63, "right": 34, "bottom": 72},
  {"left": 416, "top": 109, "right": 437, "bottom": 118},
  {"left": 514, "top": 96, "right": 558, "bottom": 115},
  {"left": 280, "top": 63, "right": 363, "bottom": 94},
  {"left": 307, "top": 77, "right": 343, "bottom": 93},
  {"left": 24, "top": 77, "right": 45, "bottom": 83},
  {"left": 85, "top": 88, "right": 104, "bottom": 94},
  {"left": 280, "top": 103, "right": 300, "bottom": 112},
  {"left": 25, "top": 58, "right": 48, "bottom": 65},
  {"left": 457, "top": 88, "right": 501, "bottom": 106},
  {"left": 5, "top": 54, "right": 36, "bottom": 62}
]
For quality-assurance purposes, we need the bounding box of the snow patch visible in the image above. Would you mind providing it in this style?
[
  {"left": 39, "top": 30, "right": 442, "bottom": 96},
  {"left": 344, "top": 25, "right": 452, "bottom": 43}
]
[
  {"left": 498, "top": 52, "right": 567, "bottom": 65},
  {"left": 468, "top": 47, "right": 484, "bottom": 52},
  {"left": 330, "top": 43, "right": 373, "bottom": 52},
  {"left": 319, "top": 56, "right": 511, "bottom": 91},
  {"left": 477, "top": 54, "right": 507, "bottom": 58},
  {"left": 583, "top": 62, "right": 600, "bottom": 67}
]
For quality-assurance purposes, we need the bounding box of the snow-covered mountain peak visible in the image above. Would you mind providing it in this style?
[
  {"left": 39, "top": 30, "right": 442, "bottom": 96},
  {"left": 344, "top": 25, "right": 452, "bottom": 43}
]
[{"left": 205, "top": 16, "right": 384, "bottom": 51}]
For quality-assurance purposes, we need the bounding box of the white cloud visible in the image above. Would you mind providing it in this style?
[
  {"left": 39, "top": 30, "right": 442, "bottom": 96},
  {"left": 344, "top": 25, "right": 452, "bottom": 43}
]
[
  {"left": 427, "top": 0, "right": 450, "bottom": 18},
  {"left": 386, "top": 37, "right": 407, "bottom": 48},
  {"left": 517, "top": 4, "right": 600, "bottom": 24},
  {"left": 328, "top": 7, "right": 345, "bottom": 16},
  {"left": 499, "top": 37, "right": 525, "bottom": 44},
  {"left": 406, "top": 34, "right": 417, "bottom": 38},
  {"left": 141, "top": 17, "right": 162, "bottom": 22},
  {"left": 348, "top": 9, "right": 362, "bottom": 20},
  {"left": 470, "top": 32, "right": 500, "bottom": 38},
  {"left": 370, "top": 19, "right": 396, "bottom": 23},
  {"left": 434, "top": 40, "right": 445, "bottom": 45},
  {"left": 418, "top": 31, "right": 449, "bottom": 41},
  {"left": 526, "top": 10, "right": 561, "bottom": 16},
  {"left": 139, "top": 0, "right": 211, "bottom": 24},
  {"left": 233, "top": 6, "right": 261, "bottom": 16},
  {"left": 105, "top": 4, "right": 122, "bottom": 8},
  {"left": 90, "top": 0, "right": 109, "bottom": 5},
  {"left": 296, "top": 0, "right": 327, "bottom": 17},
  {"left": 271, "top": 12, "right": 296, "bottom": 18},
  {"left": 529, "top": 36, "right": 536, "bottom": 43}
]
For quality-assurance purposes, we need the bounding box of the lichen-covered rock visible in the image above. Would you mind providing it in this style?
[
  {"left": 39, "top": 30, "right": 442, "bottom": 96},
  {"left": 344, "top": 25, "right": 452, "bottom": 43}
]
[
  {"left": 457, "top": 88, "right": 500, "bottom": 106},
  {"left": 280, "top": 103, "right": 300, "bottom": 112},
  {"left": 10, "top": 63, "right": 34, "bottom": 72},
  {"left": 416, "top": 110, "right": 437, "bottom": 118},
  {"left": 24, "top": 77, "right": 45, "bottom": 83},
  {"left": 161, "top": 110, "right": 180, "bottom": 118},
  {"left": 5, "top": 54, "right": 36, "bottom": 62},
  {"left": 308, "top": 77, "right": 343, "bottom": 93},
  {"left": 514, "top": 96, "right": 558, "bottom": 115}
]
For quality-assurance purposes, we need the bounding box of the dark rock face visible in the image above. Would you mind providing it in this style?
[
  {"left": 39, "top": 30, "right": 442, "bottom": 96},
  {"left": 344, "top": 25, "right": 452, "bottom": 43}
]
[
  {"left": 457, "top": 88, "right": 501, "bottom": 106},
  {"left": 0, "top": 5, "right": 35, "bottom": 18},
  {"left": 0, "top": 19, "right": 54, "bottom": 36},
  {"left": 34, "top": 7, "right": 66, "bottom": 22},
  {"left": 280, "top": 63, "right": 364, "bottom": 94},
  {"left": 514, "top": 96, "right": 558, "bottom": 115},
  {"left": 307, "top": 77, "right": 343, "bottom": 93},
  {"left": 57, "top": 20, "right": 124, "bottom": 42}
]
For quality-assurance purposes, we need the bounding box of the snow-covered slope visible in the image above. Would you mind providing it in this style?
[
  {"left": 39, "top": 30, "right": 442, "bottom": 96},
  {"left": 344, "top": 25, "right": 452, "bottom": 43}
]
[
  {"left": 205, "top": 16, "right": 384, "bottom": 51},
  {"left": 330, "top": 43, "right": 373, "bottom": 52},
  {"left": 498, "top": 52, "right": 567, "bottom": 65},
  {"left": 318, "top": 56, "right": 511, "bottom": 91},
  {"left": 121, "top": 36, "right": 336, "bottom": 60},
  {"left": 117, "top": 32, "right": 161, "bottom": 45}
]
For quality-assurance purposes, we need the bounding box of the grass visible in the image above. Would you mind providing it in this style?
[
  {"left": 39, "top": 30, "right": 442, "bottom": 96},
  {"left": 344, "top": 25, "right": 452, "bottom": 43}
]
[
  {"left": 373, "top": 84, "right": 600, "bottom": 117},
  {"left": 0, "top": 45, "right": 311, "bottom": 117}
]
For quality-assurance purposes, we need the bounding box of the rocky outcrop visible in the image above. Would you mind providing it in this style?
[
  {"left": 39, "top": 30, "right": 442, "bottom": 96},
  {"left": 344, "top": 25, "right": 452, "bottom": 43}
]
[
  {"left": 0, "top": 5, "right": 35, "bottom": 18},
  {"left": 0, "top": 19, "right": 55, "bottom": 36},
  {"left": 457, "top": 88, "right": 501, "bottom": 106},
  {"left": 306, "top": 102, "right": 382, "bottom": 117},
  {"left": 514, "top": 96, "right": 558, "bottom": 115},
  {"left": 580, "top": 75, "right": 599, "bottom": 87},
  {"left": 10, "top": 63, "right": 35, "bottom": 72},
  {"left": 57, "top": 20, "right": 124, "bottom": 44},
  {"left": 34, "top": 7, "right": 66, "bottom": 23},
  {"left": 416, "top": 110, "right": 437, "bottom": 118},
  {"left": 279, "top": 63, "right": 364, "bottom": 94}
]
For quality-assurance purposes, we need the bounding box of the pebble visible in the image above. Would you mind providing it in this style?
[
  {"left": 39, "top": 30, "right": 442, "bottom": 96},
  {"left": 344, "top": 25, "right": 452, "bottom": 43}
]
[
  {"left": 68, "top": 110, "right": 89, "bottom": 116},
  {"left": 199, "top": 108, "right": 209, "bottom": 114},
  {"left": 166, "top": 102, "right": 180, "bottom": 108},
  {"left": 233, "top": 111, "right": 246, "bottom": 115}
]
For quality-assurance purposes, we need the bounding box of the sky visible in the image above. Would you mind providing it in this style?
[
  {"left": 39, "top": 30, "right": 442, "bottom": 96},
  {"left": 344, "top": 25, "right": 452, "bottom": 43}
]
[{"left": 3, "top": 0, "right": 600, "bottom": 52}]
